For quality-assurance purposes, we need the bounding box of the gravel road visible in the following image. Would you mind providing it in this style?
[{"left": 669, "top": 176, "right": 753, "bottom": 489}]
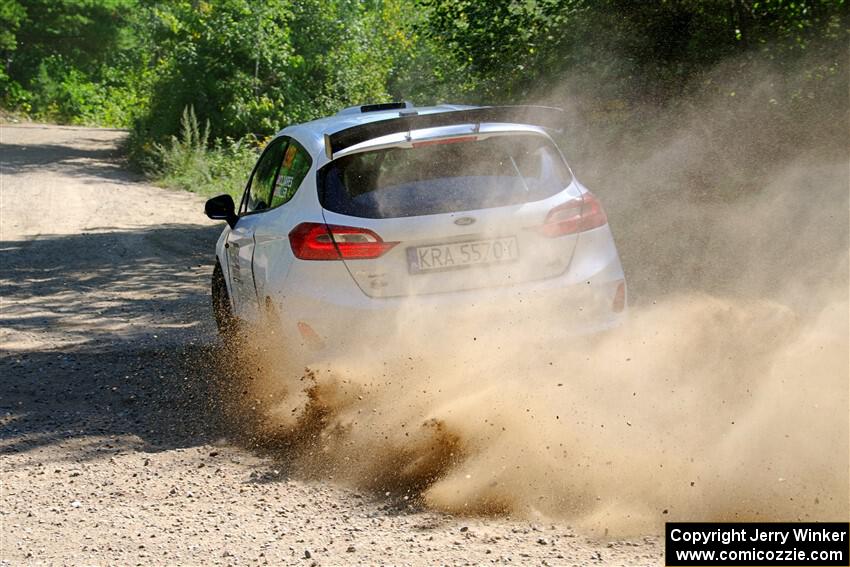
[{"left": 0, "top": 123, "right": 661, "bottom": 566}]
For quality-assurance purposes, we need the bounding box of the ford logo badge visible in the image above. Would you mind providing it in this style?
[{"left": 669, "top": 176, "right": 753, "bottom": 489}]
[{"left": 454, "top": 216, "right": 476, "bottom": 226}]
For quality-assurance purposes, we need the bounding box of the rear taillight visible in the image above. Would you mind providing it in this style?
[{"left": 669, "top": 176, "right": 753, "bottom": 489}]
[
  {"left": 541, "top": 191, "right": 608, "bottom": 237},
  {"left": 289, "top": 222, "right": 398, "bottom": 260}
]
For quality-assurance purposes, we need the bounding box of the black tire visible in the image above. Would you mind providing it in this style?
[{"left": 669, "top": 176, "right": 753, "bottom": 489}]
[{"left": 211, "top": 261, "right": 238, "bottom": 339}]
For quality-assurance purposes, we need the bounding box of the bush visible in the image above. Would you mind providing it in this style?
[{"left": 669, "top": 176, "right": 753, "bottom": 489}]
[{"left": 146, "top": 105, "right": 259, "bottom": 200}]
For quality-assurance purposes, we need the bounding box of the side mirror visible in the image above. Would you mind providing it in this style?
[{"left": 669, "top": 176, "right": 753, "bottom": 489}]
[{"left": 205, "top": 194, "right": 237, "bottom": 228}]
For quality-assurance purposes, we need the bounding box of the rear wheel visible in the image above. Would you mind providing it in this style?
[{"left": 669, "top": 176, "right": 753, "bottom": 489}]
[{"left": 211, "top": 261, "right": 238, "bottom": 339}]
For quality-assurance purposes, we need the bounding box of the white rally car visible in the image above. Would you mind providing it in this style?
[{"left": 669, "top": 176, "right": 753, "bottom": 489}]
[{"left": 205, "top": 103, "right": 626, "bottom": 357}]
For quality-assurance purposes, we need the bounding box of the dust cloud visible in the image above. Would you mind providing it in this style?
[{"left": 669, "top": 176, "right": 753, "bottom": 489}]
[{"left": 220, "top": 50, "right": 849, "bottom": 536}]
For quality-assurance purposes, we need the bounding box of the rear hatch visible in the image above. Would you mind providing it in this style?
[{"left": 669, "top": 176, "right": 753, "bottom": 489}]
[{"left": 316, "top": 132, "right": 588, "bottom": 298}]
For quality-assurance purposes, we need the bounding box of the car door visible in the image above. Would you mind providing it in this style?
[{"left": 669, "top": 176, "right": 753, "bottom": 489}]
[
  {"left": 226, "top": 137, "right": 288, "bottom": 321},
  {"left": 251, "top": 137, "right": 314, "bottom": 308}
]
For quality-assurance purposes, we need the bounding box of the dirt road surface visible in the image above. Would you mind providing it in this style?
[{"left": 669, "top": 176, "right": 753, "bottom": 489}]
[{"left": 0, "top": 124, "right": 661, "bottom": 566}]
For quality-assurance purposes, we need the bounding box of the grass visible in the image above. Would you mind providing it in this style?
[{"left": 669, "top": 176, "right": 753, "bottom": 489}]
[{"left": 145, "top": 106, "right": 260, "bottom": 201}]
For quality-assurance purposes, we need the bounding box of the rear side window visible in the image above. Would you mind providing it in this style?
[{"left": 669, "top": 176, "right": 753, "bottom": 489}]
[
  {"left": 242, "top": 136, "right": 313, "bottom": 214},
  {"left": 319, "top": 134, "right": 571, "bottom": 219},
  {"left": 245, "top": 138, "right": 287, "bottom": 213},
  {"left": 271, "top": 140, "right": 311, "bottom": 208}
]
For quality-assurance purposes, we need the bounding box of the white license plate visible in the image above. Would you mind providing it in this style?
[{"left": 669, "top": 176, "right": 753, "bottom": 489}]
[{"left": 407, "top": 236, "right": 519, "bottom": 274}]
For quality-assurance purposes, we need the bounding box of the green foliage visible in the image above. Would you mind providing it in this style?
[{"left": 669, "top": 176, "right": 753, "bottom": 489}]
[
  {"left": 146, "top": 105, "right": 258, "bottom": 200},
  {"left": 0, "top": 0, "right": 25, "bottom": 52},
  {"left": 135, "top": 0, "right": 295, "bottom": 143},
  {"left": 0, "top": 0, "right": 26, "bottom": 104},
  {"left": 121, "top": 0, "right": 428, "bottom": 189},
  {"left": 134, "top": 0, "right": 412, "bottom": 144},
  {"left": 420, "top": 0, "right": 848, "bottom": 102},
  {"left": 2, "top": 0, "right": 846, "bottom": 199},
  {"left": 1, "top": 0, "right": 149, "bottom": 122},
  {"left": 10, "top": 0, "right": 137, "bottom": 78},
  {"left": 150, "top": 106, "right": 211, "bottom": 180}
]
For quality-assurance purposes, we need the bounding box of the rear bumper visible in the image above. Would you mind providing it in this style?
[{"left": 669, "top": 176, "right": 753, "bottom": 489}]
[{"left": 270, "top": 226, "right": 626, "bottom": 360}]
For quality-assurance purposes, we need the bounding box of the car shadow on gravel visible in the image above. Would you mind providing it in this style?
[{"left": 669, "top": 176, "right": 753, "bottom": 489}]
[
  {"left": 1, "top": 224, "right": 219, "bottom": 346},
  {"left": 0, "top": 224, "right": 246, "bottom": 462}
]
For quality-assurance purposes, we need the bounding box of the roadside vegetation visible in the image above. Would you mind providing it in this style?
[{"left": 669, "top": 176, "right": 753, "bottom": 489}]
[
  {"left": 144, "top": 106, "right": 260, "bottom": 199},
  {"left": 2, "top": 0, "right": 847, "bottom": 200}
]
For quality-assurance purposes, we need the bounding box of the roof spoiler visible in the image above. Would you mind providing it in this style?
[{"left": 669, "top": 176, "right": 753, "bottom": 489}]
[{"left": 323, "top": 105, "right": 564, "bottom": 159}]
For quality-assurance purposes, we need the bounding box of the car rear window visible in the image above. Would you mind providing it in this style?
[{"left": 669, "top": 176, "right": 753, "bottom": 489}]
[{"left": 319, "top": 134, "right": 572, "bottom": 219}]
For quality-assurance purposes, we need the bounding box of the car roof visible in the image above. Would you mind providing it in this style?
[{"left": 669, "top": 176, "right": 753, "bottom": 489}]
[
  {"left": 278, "top": 104, "right": 473, "bottom": 140},
  {"left": 277, "top": 104, "right": 550, "bottom": 164}
]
